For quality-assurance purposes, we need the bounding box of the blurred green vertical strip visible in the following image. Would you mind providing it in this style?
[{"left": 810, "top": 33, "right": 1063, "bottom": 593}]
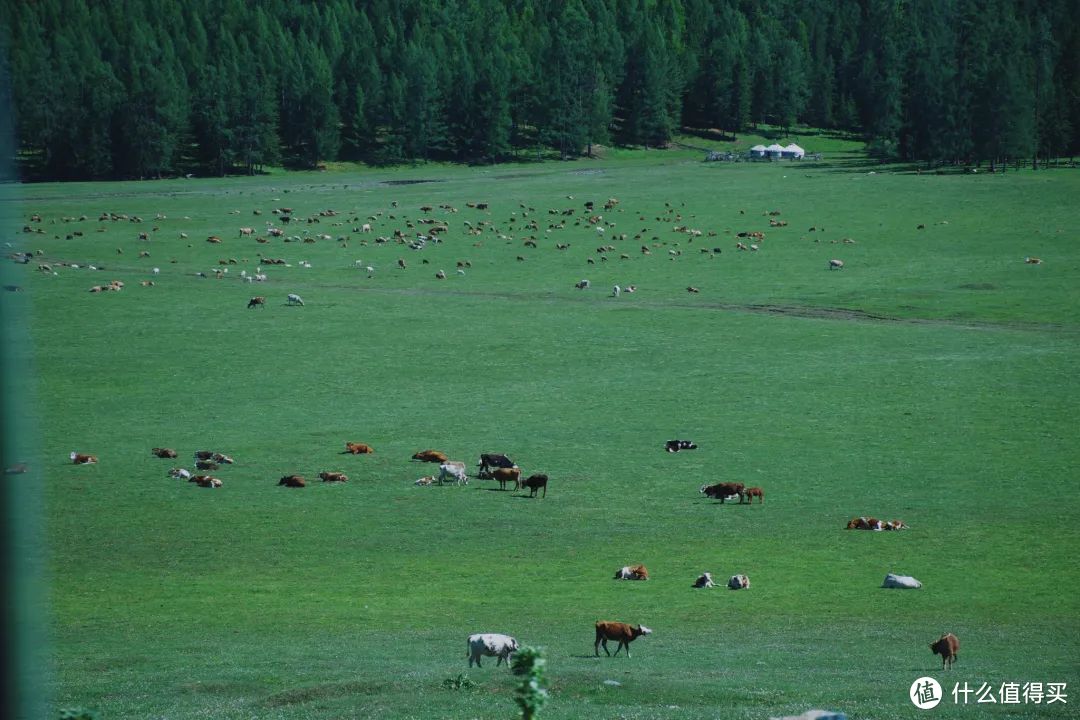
[{"left": 0, "top": 15, "right": 49, "bottom": 720}]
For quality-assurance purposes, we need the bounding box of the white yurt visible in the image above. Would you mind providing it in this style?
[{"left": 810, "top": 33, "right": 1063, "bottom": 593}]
[
  {"left": 765, "top": 143, "right": 785, "bottom": 159},
  {"left": 782, "top": 143, "right": 805, "bottom": 159},
  {"left": 749, "top": 144, "right": 767, "bottom": 158}
]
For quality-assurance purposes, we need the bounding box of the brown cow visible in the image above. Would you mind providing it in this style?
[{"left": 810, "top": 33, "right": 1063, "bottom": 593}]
[
  {"left": 70, "top": 452, "right": 97, "bottom": 464},
  {"left": 278, "top": 474, "right": 306, "bottom": 488},
  {"left": 412, "top": 449, "right": 448, "bottom": 463},
  {"left": 193, "top": 475, "right": 222, "bottom": 488},
  {"left": 319, "top": 471, "right": 348, "bottom": 483},
  {"left": 700, "top": 482, "right": 745, "bottom": 503},
  {"left": 152, "top": 447, "right": 178, "bottom": 459},
  {"left": 196, "top": 459, "right": 219, "bottom": 471},
  {"left": 744, "top": 487, "right": 765, "bottom": 504},
  {"left": 614, "top": 564, "right": 649, "bottom": 581},
  {"left": 521, "top": 473, "right": 548, "bottom": 498},
  {"left": 594, "top": 621, "right": 652, "bottom": 658},
  {"left": 930, "top": 633, "right": 959, "bottom": 670},
  {"left": 345, "top": 442, "right": 374, "bottom": 454},
  {"left": 485, "top": 466, "right": 521, "bottom": 491},
  {"left": 247, "top": 296, "right": 266, "bottom": 308}
]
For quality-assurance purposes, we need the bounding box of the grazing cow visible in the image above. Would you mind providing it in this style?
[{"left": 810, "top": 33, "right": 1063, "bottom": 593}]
[
  {"left": 594, "top": 621, "right": 652, "bottom": 658},
  {"left": 700, "top": 482, "right": 745, "bottom": 503},
  {"left": 614, "top": 564, "right": 649, "bottom": 581},
  {"left": 70, "top": 452, "right": 97, "bottom": 465},
  {"left": 665, "top": 439, "right": 697, "bottom": 453},
  {"left": 930, "top": 633, "right": 960, "bottom": 670},
  {"left": 413, "top": 449, "right": 449, "bottom": 463},
  {"left": 194, "top": 476, "right": 222, "bottom": 488},
  {"left": 692, "top": 572, "right": 715, "bottom": 588},
  {"left": 151, "top": 447, "right": 178, "bottom": 459},
  {"left": 438, "top": 462, "right": 468, "bottom": 486},
  {"left": 239, "top": 227, "right": 255, "bottom": 236},
  {"left": 882, "top": 573, "right": 923, "bottom": 589},
  {"left": 478, "top": 453, "right": 516, "bottom": 474},
  {"left": 168, "top": 467, "right": 192, "bottom": 480},
  {"left": 1024, "top": 256, "right": 1042, "bottom": 265},
  {"left": 196, "top": 459, "right": 219, "bottom": 471},
  {"left": 829, "top": 259, "right": 844, "bottom": 270},
  {"left": 247, "top": 296, "right": 266, "bottom": 308},
  {"left": 467, "top": 633, "right": 519, "bottom": 668},
  {"left": 728, "top": 574, "right": 750, "bottom": 590},
  {"left": 287, "top": 293, "right": 304, "bottom": 306},
  {"left": 575, "top": 279, "right": 590, "bottom": 290},
  {"left": 345, "top": 442, "right": 374, "bottom": 454},
  {"left": 521, "top": 473, "right": 548, "bottom": 498},
  {"left": 744, "top": 487, "right": 765, "bottom": 504},
  {"left": 687, "top": 286, "right": 700, "bottom": 293},
  {"left": 278, "top": 474, "right": 306, "bottom": 488},
  {"left": 487, "top": 466, "right": 522, "bottom": 490},
  {"left": 414, "top": 475, "right": 436, "bottom": 486},
  {"left": 319, "top": 471, "right": 348, "bottom": 483}
]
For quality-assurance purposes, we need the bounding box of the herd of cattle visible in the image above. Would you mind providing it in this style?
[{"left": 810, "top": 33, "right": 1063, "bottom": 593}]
[
  {"left": 67, "top": 435, "right": 931, "bottom": 668},
  {"left": 36, "top": 194, "right": 952, "bottom": 685},
  {"left": 68, "top": 444, "right": 549, "bottom": 497}
]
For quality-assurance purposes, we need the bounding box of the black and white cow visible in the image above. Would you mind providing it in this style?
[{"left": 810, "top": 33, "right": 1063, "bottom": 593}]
[{"left": 478, "top": 453, "right": 516, "bottom": 474}]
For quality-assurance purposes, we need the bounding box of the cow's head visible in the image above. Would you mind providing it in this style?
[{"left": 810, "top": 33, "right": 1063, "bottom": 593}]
[
  {"left": 509, "top": 638, "right": 520, "bottom": 652},
  {"left": 637, "top": 626, "right": 653, "bottom": 636}
]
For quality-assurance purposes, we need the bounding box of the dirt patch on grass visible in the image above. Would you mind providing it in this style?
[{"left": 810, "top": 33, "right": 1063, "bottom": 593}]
[
  {"left": 264, "top": 679, "right": 394, "bottom": 707},
  {"left": 380, "top": 179, "right": 445, "bottom": 186}
]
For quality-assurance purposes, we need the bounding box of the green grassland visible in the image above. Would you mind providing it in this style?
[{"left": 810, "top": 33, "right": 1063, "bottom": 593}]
[{"left": 6, "top": 143, "right": 1080, "bottom": 719}]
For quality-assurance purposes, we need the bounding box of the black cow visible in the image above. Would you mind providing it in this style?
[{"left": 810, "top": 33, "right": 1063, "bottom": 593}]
[
  {"left": 665, "top": 440, "right": 697, "bottom": 453},
  {"left": 521, "top": 474, "right": 548, "bottom": 498},
  {"left": 478, "top": 453, "right": 516, "bottom": 474}
]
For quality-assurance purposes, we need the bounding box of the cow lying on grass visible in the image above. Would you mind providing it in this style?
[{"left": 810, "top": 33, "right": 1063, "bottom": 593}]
[{"left": 614, "top": 564, "right": 649, "bottom": 581}]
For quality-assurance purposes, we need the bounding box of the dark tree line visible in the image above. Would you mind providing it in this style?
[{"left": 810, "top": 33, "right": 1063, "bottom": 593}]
[{"left": 4, "top": 0, "right": 1079, "bottom": 180}]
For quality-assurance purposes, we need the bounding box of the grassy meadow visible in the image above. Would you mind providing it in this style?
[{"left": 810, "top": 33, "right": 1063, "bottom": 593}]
[{"left": 4, "top": 143, "right": 1080, "bottom": 719}]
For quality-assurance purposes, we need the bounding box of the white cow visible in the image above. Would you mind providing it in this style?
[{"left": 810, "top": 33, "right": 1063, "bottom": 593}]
[
  {"left": 882, "top": 573, "right": 922, "bottom": 589},
  {"left": 612, "top": 284, "right": 620, "bottom": 297},
  {"left": 287, "top": 293, "right": 304, "bottom": 306},
  {"left": 168, "top": 467, "right": 192, "bottom": 480},
  {"left": 438, "top": 462, "right": 468, "bottom": 486},
  {"left": 692, "top": 572, "right": 714, "bottom": 588},
  {"left": 467, "top": 633, "right": 519, "bottom": 668}
]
